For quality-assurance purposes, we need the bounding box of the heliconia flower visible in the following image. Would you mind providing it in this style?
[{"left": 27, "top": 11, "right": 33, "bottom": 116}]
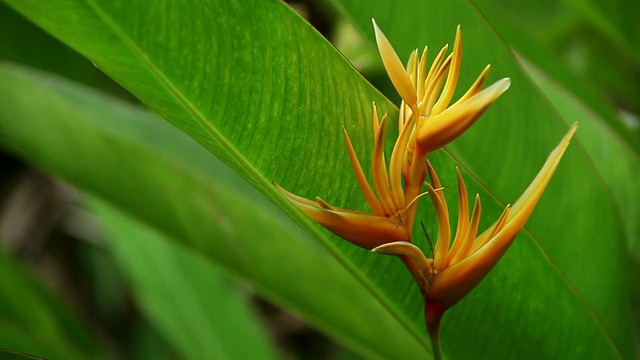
[
  {"left": 276, "top": 22, "right": 510, "bottom": 252},
  {"left": 373, "top": 123, "right": 577, "bottom": 333},
  {"left": 372, "top": 20, "right": 511, "bottom": 195},
  {"left": 275, "top": 103, "right": 420, "bottom": 249}
]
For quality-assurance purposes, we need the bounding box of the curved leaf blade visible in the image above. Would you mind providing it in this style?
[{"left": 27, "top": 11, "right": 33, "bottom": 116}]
[
  {"left": 521, "top": 59, "right": 640, "bottom": 262},
  {"left": 0, "top": 64, "right": 427, "bottom": 359},
  {"left": 1, "top": 0, "right": 431, "bottom": 350}
]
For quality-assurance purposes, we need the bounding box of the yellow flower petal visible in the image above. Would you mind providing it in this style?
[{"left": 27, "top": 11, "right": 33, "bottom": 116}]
[
  {"left": 431, "top": 25, "right": 462, "bottom": 116},
  {"left": 426, "top": 181, "right": 451, "bottom": 272},
  {"left": 343, "top": 126, "right": 385, "bottom": 216},
  {"left": 447, "top": 194, "right": 482, "bottom": 266},
  {"left": 371, "top": 114, "right": 397, "bottom": 215},
  {"left": 372, "top": 19, "right": 417, "bottom": 108}
]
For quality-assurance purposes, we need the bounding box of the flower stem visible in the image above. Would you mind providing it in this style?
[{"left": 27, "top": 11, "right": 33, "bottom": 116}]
[
  {"left": 425, "top": 303, "right": 444, "bottom": 360},
  {"left": 428, "top": 325, "right": 443, "bottom": 360}
]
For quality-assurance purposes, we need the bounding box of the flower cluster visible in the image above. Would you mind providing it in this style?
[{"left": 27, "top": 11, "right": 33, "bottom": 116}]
[{"left": 277, "top": 19, "right": 576, "bottom": 356}]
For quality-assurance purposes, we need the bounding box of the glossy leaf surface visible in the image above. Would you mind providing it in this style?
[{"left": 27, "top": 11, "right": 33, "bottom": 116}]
[{"left": 0, "top": 64, "right": 425, "bottom": 359}]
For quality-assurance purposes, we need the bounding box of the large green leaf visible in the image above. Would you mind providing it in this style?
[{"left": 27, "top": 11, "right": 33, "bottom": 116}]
[
  {"left": 0, "top": 64, "right": 425, "bottom": 359},
  {"left": 0, "top": 248, "right": 98, "bottom": 360},
  {"left": 88, "top": 197, "right": 279, "bottom": 360},
  {"left": 520, "top": 59, "right": 640, "bottom": 263},
  {"left": 1, "top": 0, "right": 635, "bottom": 358},
  {"left": 1, "top": 0, "right": 432, "bottom": 354}
]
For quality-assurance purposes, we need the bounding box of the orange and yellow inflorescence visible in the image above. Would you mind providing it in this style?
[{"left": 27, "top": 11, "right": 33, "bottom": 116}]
[{"left": 276, "top": 19, "right": 577, "bottom": 353}]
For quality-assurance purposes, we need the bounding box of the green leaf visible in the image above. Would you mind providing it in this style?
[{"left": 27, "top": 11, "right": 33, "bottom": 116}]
[
  {"left": 0, "top": 64, "right": 426, "bottom": 359},
  {"left": 1, "top": 0, "right": 434, "bottom": 355},
  {"left": 521, "top": 59, "right": 640, "bottom": 263},
  {"left": 0, "top": 248, "right": 98, "bottom": 360},
  {"left": 88, "top": 196, "right": 279, "bottom": 360}
]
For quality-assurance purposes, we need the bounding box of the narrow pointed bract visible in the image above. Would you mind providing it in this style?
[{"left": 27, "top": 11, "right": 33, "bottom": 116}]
[
  {"left": 275, "top": 183, "right": 410, "bottom": 249},
  {"left": 373, "top": 21, "right": 510, "bottom": 157},
  {"left": 440, "top": 124, "right": 578, "bottom": 298},
  {"left": 370, "top": 124, "right": 577, "bottom": 356}
]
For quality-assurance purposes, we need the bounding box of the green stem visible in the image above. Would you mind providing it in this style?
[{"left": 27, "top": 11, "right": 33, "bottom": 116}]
[
  {"left": 428, "top": 325, "right": 443, "bottom": 360},
  {"left": 425, "top": 303, "right": 444, "bottom": 360}
]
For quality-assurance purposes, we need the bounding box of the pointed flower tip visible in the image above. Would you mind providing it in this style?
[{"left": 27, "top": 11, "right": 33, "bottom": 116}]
[
  {"left": 542, "top": 122, "right": 577, "bottom": 171},
  {"left": 545, "top": 122, "right": 578, "bottom": 165},
  {"left": 371, "top": 20, "right": 418, "bottom": 107},
  {"left": 493, "top": 121, "right": 578, "bottom": 241},
  {"left": 372, "top": 240, "right": 413, "bottom": 254},
  {"left": 495, "top": 77, "right": 511, "bottom": 93},
  {"left": 372, "top": 18, "right": 386, "bottom": 46},
  {"left": 472, "top": 77, "right": 511, "bottom": 105},
  {"left": 494, "top": 123, "right": 577, "bottom": 237},
  {"left": 568, "top": 122, "right": 579, "bottom": 137}
]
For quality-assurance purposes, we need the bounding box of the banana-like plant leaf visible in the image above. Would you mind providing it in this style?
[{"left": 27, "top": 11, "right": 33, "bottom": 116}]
[
  {"left": 0, "top": 64, "right": 426, "bottom": 359},
  {"left": 520, "top": 59, "right": 640, "bottom": 263}
]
